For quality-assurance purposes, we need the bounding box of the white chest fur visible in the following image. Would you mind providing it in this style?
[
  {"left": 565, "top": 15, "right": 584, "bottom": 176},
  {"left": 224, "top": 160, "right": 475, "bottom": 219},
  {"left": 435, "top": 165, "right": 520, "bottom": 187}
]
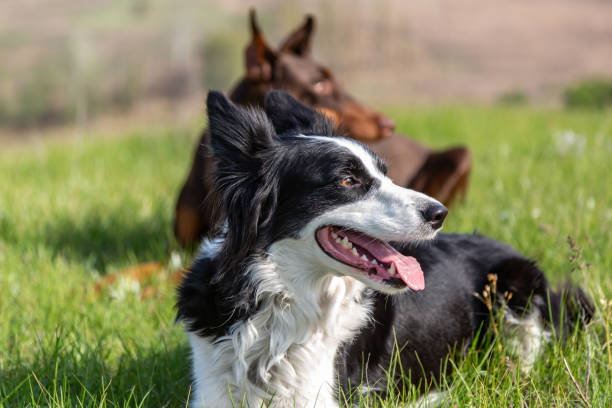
[{"left": 187, "top": 270, "right": 371, "bottom": 408}]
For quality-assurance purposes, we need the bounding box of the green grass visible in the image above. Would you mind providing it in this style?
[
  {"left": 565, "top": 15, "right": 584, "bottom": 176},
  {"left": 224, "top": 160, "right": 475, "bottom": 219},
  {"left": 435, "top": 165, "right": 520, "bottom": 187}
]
[{"left": 1, "top": 106, "right": 611, "bottom": 407}]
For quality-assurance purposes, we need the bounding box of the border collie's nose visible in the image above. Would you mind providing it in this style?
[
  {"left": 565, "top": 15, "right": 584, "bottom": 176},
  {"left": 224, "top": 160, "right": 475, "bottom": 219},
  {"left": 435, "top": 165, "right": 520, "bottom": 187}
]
[{"left": 421, "top": 204, "right": 448, "bottom": 229}]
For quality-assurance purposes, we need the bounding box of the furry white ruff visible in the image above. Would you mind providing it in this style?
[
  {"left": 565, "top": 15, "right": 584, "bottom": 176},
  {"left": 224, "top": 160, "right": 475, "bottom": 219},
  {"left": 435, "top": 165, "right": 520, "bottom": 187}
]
[{"left": 187, "top": 238, "right": 373, "bottom": 408}]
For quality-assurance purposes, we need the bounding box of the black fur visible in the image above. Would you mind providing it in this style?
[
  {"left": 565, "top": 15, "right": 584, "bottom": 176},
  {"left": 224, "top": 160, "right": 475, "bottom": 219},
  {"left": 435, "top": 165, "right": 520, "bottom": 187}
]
[
  {"left": 337, "top": 234, "right": 594, "bottom": 393},
  {"left": 264, "top": 90, "right": 388, "bottom": 175},
  {"left": 264, "top": 90, "right": 336, "bottom": 138}
]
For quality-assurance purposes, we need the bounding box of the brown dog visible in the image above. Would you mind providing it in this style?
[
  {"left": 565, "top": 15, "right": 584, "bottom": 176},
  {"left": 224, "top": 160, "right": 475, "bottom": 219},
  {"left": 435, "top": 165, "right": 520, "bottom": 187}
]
[{"left": 174, "top": 10, "right": 471, "bottom": 246}]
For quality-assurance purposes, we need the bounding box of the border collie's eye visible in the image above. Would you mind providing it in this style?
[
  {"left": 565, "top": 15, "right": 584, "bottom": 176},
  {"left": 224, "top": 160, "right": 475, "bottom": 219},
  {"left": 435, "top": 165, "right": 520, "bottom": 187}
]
[{"left": 341, "top": 176, "right": 358, "bottom": 186}]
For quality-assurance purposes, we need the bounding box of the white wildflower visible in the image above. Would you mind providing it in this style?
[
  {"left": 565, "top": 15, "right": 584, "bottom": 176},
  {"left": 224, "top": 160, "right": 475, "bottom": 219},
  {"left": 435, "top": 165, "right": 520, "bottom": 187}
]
[
  {"left": 586, "top": 197, "right": 595, "bottom": 211},
  {"left": 109, "top": 276, "right": 140, "bottom": 301},
  {"left": 169, "top": 250, "right": 183, "bottom": 269},
  {"left": 553, "top": 129, "right": 586, "bottom": 156}
]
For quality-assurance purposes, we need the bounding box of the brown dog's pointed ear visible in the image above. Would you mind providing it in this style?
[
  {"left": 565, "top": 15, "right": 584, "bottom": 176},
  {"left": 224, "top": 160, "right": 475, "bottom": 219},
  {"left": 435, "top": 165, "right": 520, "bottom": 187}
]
[
  {"left": 245, "top": 9, "right": 276, "bottom": 81},
  {"left": 278, "top": 15, "right": 315, "bottom": 56}
]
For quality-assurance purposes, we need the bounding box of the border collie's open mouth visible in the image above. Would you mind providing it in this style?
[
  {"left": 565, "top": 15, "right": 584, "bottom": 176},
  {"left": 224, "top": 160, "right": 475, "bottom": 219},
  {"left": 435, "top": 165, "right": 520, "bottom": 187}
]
[{"left": 315, "top": 226, "right": 424, "bottom": 291}]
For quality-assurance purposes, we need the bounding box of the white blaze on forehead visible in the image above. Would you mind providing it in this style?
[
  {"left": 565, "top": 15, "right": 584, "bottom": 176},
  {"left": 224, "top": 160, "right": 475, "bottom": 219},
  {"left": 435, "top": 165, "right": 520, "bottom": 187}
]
[
  {"left": 301, "top": 135, "right": 438, "bottom": 210},
  {"left": 298, "top": 135, "right": 386, "bottom": 182},
  {"left": 294, "top": 134, "right": 444, "bottom": 243}
]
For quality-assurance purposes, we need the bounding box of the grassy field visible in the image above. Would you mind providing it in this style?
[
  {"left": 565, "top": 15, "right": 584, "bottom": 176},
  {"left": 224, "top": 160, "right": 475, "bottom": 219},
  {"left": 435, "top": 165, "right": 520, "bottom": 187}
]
[{"left": 1, "top": 106, "right": 611, "bottom": 407}]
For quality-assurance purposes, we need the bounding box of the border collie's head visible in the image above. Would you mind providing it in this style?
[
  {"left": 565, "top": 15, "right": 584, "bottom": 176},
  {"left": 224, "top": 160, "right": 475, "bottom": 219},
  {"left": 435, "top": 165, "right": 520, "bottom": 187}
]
[{"left": 207, "top": 90, "right": 446, "bottom": 295}]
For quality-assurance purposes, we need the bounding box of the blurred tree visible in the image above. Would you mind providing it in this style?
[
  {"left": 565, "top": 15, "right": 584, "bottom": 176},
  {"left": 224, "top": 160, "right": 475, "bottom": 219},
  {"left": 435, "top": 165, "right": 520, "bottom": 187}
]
[{"left": 564, "top": 78, "right": 612, "bottom": 110}]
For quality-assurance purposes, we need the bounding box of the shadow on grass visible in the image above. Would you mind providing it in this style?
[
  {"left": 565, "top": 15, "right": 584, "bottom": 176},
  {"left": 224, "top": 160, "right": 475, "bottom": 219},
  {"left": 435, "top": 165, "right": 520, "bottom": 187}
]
[
  {"left": 0, "top": 343, "right": 192, "bottom": 407},
  {"left": 35, "top": 201, "right": 177, "bottom": 273}
]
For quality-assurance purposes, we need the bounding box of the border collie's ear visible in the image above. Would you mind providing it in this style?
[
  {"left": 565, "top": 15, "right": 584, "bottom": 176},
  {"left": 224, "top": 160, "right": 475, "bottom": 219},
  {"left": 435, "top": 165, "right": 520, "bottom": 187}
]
[
  {"left": 264, "top": 90, "right": 335, "bottom": 136},
  {"left": 206, "top": 91, "right": 279, "bottom": 263},
  {"left": 207, "top": 90, "right": 277, "bottom": 166}
]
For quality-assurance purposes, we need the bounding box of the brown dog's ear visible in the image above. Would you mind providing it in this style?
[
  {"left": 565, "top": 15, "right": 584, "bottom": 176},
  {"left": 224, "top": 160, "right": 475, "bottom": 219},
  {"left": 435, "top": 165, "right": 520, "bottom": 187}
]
[
  {"left": 245, "top": 9, "right": 276, "bottom": 81},
  {"left": 278, "top": 15, "right": 315, "bottom": 56}
]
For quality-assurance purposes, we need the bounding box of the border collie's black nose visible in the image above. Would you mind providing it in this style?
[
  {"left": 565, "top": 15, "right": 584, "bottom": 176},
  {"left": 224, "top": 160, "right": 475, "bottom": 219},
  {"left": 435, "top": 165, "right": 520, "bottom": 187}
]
[{"left": 421, "top": 204, "right": 448, "bottom": 229}]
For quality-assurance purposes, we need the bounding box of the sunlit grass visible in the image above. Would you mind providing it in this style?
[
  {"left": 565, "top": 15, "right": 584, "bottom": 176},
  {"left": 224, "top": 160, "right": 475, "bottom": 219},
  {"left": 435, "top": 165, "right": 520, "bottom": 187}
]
[{"left": 1, "top": 106, "right": 611, "bottom": 406}]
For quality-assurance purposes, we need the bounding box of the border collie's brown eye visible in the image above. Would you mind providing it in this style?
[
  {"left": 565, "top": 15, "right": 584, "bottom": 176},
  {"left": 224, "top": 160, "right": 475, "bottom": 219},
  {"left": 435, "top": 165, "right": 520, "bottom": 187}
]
[{"left": 341, "top": 176, "right": 357, "bottom": 186}]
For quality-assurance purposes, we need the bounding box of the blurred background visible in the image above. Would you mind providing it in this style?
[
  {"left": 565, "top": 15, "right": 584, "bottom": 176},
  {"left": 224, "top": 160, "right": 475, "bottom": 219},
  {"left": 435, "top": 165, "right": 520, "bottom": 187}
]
[{"left": 1, "top": 0, "right": 611, "bottom": 138}]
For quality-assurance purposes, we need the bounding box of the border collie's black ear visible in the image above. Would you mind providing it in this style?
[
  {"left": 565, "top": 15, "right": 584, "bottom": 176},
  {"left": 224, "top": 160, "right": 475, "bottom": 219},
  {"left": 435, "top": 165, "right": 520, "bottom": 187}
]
[
  {"left": 207, "top": 90, "right": 277, "bottom": 167},
  {"left": 206, "top": 91, "right": 279, "bottom": 266},
  {"left": 264, "top": 90, "right": 335, "bottom": 136}
]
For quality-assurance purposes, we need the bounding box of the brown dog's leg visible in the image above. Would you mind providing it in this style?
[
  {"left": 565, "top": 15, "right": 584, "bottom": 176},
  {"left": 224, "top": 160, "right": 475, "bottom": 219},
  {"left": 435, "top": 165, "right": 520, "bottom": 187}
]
[
  {"left": 408, "top": 147, "right": 472, "bottom": 206},
  {"left": 174, "top": 131, "right": 216, "bottom": 247},
  {"left": 447, "top": 148, "right": 472, "bottom": 203}
]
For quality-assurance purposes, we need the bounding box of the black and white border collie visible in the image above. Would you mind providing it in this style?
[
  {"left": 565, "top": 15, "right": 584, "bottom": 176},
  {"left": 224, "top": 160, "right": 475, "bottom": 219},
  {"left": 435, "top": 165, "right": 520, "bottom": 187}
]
[{"left": 177, "top": 90, "right": 593, "bottom": 407}]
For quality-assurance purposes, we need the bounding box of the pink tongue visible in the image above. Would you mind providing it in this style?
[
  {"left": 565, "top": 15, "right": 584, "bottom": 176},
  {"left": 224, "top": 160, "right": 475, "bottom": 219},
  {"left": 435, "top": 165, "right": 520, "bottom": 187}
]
[{"left": 344, "top": 230, "right": 425, "bottom": 290}]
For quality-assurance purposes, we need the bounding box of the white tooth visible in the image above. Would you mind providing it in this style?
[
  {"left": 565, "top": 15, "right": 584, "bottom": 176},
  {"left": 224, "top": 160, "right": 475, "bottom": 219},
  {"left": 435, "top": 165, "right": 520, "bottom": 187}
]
[
  {"left": 351, "top": 248, "right": 359, "bottom": 257},
  {"left": 335, "top": 237, "right": 342, "bottom": 243},
  {"left": 361, "top": 254, "right": 368, "bottom": 261},
  {"left": 331, "top": 232, "right": 338, "bottom": 239},
  {"left": 388, "top": 264, "right": 396, "bottom": 275},
  {"left": 341, "top": 237, "right": 352, "bottom": 249},
  {"left": 371, "top": 259, "right": 378, "bottom": 265}
]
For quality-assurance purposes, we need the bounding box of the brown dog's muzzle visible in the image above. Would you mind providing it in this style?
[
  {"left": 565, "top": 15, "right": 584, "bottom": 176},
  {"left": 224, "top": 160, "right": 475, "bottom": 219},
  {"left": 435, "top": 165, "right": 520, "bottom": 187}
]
[{"left": 317, "top": 104, "right": 395, "bottom": 141}]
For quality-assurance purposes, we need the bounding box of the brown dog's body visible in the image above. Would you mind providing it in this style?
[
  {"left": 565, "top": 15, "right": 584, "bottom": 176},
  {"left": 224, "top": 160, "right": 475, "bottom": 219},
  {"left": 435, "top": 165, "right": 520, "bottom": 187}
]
[{"left": 174, "top": 11, "right": 471, "bottom": 246}]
